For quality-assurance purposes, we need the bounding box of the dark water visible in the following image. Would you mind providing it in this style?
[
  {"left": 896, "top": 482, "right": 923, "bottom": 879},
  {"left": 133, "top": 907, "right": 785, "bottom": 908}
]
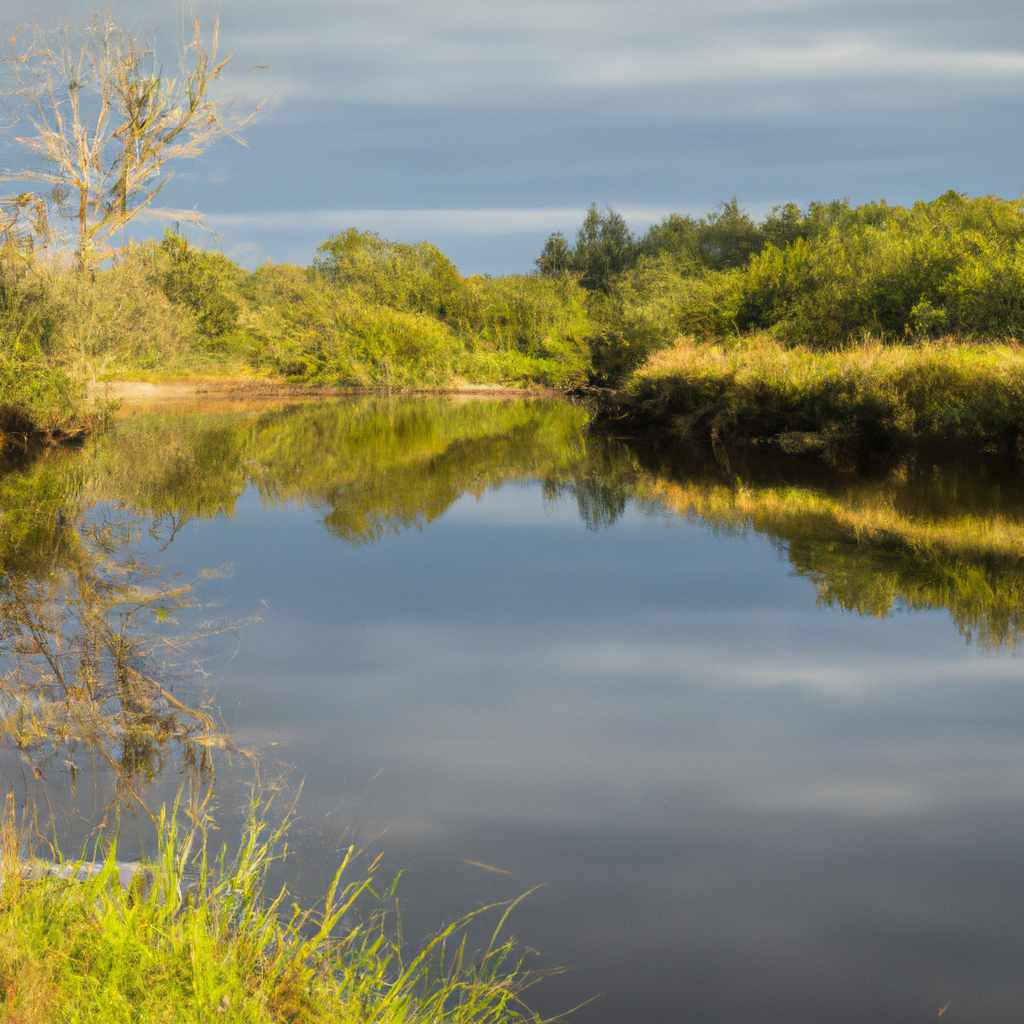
[{"left": 4, "top": 396, "right": 1024, "bottom": 1023}]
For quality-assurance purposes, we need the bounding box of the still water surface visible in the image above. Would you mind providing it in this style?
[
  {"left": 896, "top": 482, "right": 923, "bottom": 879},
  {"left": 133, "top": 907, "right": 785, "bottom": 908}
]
[{"left": 5, "top": 396, "right": 1024, "bottom": 1022}]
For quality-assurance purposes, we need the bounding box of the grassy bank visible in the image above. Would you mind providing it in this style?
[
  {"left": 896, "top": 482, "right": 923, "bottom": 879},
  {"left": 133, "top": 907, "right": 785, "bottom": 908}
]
[
  {"left": 0, "top": 798, "right": 544, "bottom": 1024},
  {"left": 611, "top": 336, "right": 1024, "bottom": 453}
]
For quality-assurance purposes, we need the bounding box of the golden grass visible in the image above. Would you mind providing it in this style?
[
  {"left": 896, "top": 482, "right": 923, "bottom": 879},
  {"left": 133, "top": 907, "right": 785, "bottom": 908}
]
[{"left": 626, "top": 335, "right": 1024, "bottom": 448}]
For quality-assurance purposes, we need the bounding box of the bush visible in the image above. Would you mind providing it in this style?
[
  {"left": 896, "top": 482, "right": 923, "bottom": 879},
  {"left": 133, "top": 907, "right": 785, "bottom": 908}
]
[{"left": 159, "top": 232, "right": 246, "bottom": 342}]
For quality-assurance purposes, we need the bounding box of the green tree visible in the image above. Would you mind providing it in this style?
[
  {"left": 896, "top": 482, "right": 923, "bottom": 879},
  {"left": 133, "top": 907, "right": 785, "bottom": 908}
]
[
  {"left": 159, "top": 231, "right": 244, "bottom": 340},
  {"left": 694, "top": 198, "right": 762, "bottom": 269},
  {"left": 535, "top": 231, "right": 570, "bottom": 276},
  {"left": 569, "top": 203, "right": 636, "bottom": 291}
]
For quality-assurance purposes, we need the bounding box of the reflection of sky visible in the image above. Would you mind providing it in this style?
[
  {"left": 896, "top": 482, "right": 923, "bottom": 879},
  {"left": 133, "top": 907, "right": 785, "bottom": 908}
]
[{"left": 162, "top": 481, "right": 1024, "bottom": 1024}]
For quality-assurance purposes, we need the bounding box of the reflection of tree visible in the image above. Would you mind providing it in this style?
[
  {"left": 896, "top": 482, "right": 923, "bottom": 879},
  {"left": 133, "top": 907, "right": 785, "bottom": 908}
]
[
  {"left": 633, "top": 446, "right": 1024, "bottom": 650},
  {"left": 0, "top": 463, "right": 223, "bottom": 825},
  {"left": 80, "top": 397, "right": 642, "bottom": 543},
  {"left": 12, "top": 390, "right": 1024, "bottom": 823},
  {"left": 0, "top": 396, "right": 641, "bottom": 819},
  {"left": 74, "top": 396, "right": 1024, "bottom": 650}
]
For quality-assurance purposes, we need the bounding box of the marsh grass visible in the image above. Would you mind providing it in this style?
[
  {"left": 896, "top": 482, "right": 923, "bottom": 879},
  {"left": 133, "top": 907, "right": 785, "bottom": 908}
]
[
  {"left": 0, "top": 792, "right": 549, "bottom": 1024},
  {"left": 624, "top": 335, "right": 1024, "bottom": 450}
]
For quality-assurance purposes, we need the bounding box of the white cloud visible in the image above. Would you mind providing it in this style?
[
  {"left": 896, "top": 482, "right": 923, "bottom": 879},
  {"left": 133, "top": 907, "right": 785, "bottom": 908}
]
[
  {"left": 199, "top": 0, "right": 1024, "bottom": 105},
  {"left": 205, "top": 206, "right": 678, "bottom": 235},
  {"left": 562, "top": 40, "right": 1024, "bottom": 88}
]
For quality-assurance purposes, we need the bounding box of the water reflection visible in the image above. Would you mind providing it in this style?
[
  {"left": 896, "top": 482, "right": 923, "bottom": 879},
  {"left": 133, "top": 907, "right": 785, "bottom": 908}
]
[
  {"left": 1, "top": 396, "right": 1023, "bottom": 1023},
  {"left": 0, "top": 456, "right": 224, "bottom": 830},
  {"left": 4, "top": 396, "right": 1024, "bottom": 806},
  {"left": 630, "top": 441, "right": 1024, "bottom": 649},
  {"left": 72, "top": 395, "right": 1024, "bottom": 650}
]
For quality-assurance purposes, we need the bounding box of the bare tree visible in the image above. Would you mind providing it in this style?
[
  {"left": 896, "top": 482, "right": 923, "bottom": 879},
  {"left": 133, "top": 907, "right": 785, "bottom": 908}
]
[{"left": 3, "top": 11, "right": 263, "bottom": 265}]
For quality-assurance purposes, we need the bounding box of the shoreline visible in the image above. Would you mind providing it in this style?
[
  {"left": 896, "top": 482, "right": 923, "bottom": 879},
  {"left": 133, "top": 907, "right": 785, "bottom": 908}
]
[{"left": 86, "top": 378, "right": 562, "bottom": 404}]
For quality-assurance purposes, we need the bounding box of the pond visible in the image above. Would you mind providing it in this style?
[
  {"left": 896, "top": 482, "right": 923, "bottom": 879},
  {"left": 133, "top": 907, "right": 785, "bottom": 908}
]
[{"left": 2, "top": 394, "right": 1023, "bottom": 1023}]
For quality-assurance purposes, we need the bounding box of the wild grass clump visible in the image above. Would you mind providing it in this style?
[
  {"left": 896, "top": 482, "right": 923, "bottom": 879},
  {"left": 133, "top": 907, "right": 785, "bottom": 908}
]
[
  {"left": 623, "top": 336, "right": 1024, "bottom": 450},
  {"left": 0, "top": 795, "right": 547, "bottom": 1024}
]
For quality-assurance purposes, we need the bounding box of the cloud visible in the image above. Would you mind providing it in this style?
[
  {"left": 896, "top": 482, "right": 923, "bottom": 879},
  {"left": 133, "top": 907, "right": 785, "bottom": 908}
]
[
  {"left": 205, "top": 206, "right": 676, "bottom": 235},
  {"left": 199, "top": 0, "right": 1024, "bottom": 106},
  {"left": 5, "top": 0, "right": 1022, "bottom": 268}
]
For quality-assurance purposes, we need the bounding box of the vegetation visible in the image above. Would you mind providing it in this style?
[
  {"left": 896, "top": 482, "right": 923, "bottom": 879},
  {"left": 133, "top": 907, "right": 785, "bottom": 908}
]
[
  {"left": 616, "top": 336, "right": 1024, "bottom": 451},
  {"left": 541, "top": 192, "right": 1024, "bottom": 350},
  {"left": 1, "top": 8, "right": 1024, "bottom": 451},
  {"left": 0, "top": 228, "right": 595, "bottom": 411},
  {"left": 533, "top": 193, "right": 1024, "bottom": 450},
  {"left": 5, "top": 178, "right": 1024, "bottom": 454},
  {"left": 0, "top": 794, "right": 545, "bottom": 1024}
]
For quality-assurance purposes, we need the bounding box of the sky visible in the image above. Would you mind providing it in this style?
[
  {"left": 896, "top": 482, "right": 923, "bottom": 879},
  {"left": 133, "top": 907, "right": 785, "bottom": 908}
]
[{"left": 4, "top": 0, "right": 1024, "bottom": 273}]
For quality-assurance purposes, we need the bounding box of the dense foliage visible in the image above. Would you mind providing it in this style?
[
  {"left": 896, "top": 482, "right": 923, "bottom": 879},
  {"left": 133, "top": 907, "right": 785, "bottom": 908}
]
[
  {"left": 0, "top": 228, "right": 595, "bottom": 405},
  {"left": 541, "top": 192, "right": 1024, "bottom": 380}
]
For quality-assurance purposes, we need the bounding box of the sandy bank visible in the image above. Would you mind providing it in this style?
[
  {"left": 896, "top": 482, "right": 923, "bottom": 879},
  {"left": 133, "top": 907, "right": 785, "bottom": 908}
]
[{"left": 87, "top": 379, "right": 560, "bottom": 405}]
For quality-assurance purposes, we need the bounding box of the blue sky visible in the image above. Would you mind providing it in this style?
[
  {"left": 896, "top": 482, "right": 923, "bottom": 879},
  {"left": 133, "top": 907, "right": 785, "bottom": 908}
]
[{"left": 6, "top": 0, "right": 1024, "bottom": 273}]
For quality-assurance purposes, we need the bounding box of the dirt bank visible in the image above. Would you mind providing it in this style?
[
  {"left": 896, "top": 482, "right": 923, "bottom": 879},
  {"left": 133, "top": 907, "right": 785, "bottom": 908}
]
[{"left": 86, "top": 379, "right": 560, "bottom": 404}]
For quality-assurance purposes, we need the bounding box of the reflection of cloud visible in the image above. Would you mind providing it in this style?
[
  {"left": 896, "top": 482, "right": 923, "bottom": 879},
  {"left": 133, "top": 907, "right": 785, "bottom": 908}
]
[{"left": 226, "top": 596, "right": 1022, "bottom": 828}]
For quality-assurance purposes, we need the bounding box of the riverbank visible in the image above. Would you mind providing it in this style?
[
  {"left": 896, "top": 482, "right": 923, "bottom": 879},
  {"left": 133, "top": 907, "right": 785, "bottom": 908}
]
[
  {"left": 86, "top": 378, "right": 561, "bottom": 403},
  {"left": 595, "top": 335, "right": 1024, "bottom": 456},
  {"left": 8, "top": 192, "right": 1024, "bottom": 457}
]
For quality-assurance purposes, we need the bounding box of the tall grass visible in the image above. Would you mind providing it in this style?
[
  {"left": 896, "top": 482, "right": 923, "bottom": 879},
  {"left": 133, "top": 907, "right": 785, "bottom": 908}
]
[
  {"left": 622, "top": 335, "right": 1024, "bottom": 450},
  {"left": 0, "top": 794, "right": 548, "bottom": 1024}
]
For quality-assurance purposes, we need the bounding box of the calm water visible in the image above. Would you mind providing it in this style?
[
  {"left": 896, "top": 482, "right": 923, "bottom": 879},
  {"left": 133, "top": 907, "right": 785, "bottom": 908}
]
[{"left": 4, "top": 396, "right": 1024, "bottom": 1022}]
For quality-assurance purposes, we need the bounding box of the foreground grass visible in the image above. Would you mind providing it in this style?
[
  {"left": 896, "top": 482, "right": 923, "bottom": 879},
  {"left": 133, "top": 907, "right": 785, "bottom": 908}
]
[
  {"left": 619, "top": 335, "right": 1024, "bottom": 451},
  {"left": 0, "top": 799, "right": 546, "bottom": 1024}
]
